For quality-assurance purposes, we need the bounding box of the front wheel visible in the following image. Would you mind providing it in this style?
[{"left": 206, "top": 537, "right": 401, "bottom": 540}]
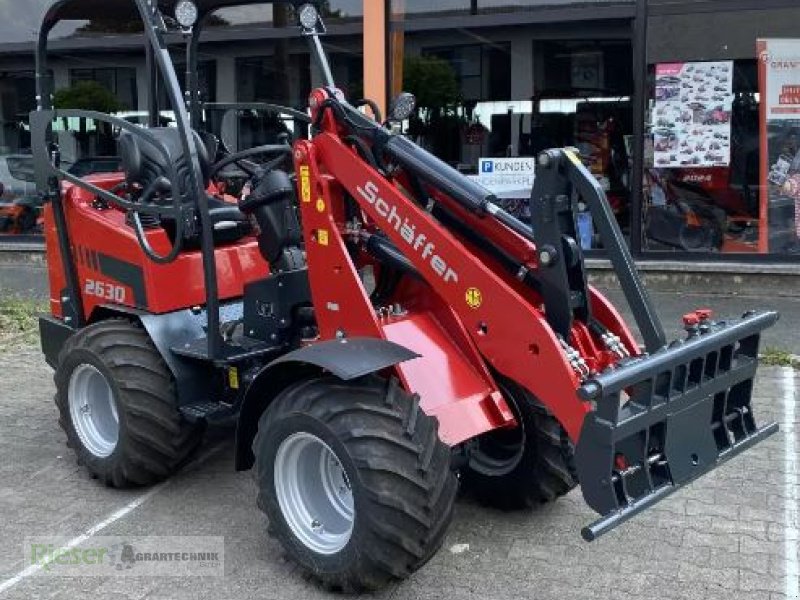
[
  {"left": 253, "top": 376, "right": 458, "bottom": 591},
  {"left": 54, "top": 319, "right": 204, "bottom": 487},
  {"left": 462, "top": 377, "right": 578, "bottom": 509}
]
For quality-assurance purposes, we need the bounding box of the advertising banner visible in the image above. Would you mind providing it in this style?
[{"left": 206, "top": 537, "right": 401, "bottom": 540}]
[
  {"left": 469, "top": 157, "right": 536, "bottom": 219},
  {"left": 471, "top": 157, "right": 535, "bottom": 197},
  {"left": 758, "top": 39, "right": 800, "bottom": 253},
  {"left": 653, "top": 61, "right": 733, "bottom": 169},
  {"left": 475, "top": 158, "right": 535, "bottom": 194}
]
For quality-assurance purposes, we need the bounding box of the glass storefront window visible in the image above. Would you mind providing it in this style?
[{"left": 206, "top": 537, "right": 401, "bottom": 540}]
[
  {"left": 0, "top": 71, "right": 36, "bottom": 155},
  {"left": 158, "top": 60, "right": 217, "bottom": 108},
  {"left": 70, "top": 68, "right": 138, "bottom": 111},
  {"left": 389, "top": 2, "right": 634, "bottom": 248},
  {"left": 0, "top": 0, "right": 795, "bottom": 259},
  {"left": 0, "top": 70, "right": 39, "bottom": 237},
  {"left": 644, "top": 5, "right": 800, "bottom": 257},
  {"left": 393, "top": 0, "right": 633, "bottom": 19}
]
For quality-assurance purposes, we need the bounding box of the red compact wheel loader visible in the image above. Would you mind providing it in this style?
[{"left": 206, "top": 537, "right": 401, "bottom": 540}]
[{"left": 33, "top": 0, "right": 778, "bottom": 591}]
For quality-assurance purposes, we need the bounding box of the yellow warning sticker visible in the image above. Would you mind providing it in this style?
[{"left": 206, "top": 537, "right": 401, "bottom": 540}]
[
  {"left": 316, "top": 198, "right": 326, "bottom": 213},
  {"left": 300, "top": 166, "right": 311, "bottom": 203},
  {"left": 466, "top": 287, "right": 483, "bottom": 309},
  {"left": 228, "top": 367, "right": 240, "bottom": 390},
  {"left": 318, "top": 229, "right": 329, "bottom": 246}
]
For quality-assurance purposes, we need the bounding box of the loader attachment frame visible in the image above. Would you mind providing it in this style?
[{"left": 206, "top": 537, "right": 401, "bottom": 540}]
[
  {"left": 532, "top": 149, "right": 667, "bottom": 353},
  {"left": 576, "top": 310, "right": 779, "bottom": 540},
  {"left": 530, "top": 150, "right": 779, "bottom": 540}
]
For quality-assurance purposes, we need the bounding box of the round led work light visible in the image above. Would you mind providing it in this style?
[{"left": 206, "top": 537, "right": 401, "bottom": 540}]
[
  {"left": 298, "top": 3, "right": 320, "bottom": 31},
  {"left": 175, "top": 0, "right": 199, "bottom": 28},
  {"left": 389, "top": 92, "right": 417, "bottom": 122}
]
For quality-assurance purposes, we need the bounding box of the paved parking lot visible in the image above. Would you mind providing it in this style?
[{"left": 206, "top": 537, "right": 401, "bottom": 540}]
[{"left": 1, "top": 341, "right": 798, "bottom": 600}]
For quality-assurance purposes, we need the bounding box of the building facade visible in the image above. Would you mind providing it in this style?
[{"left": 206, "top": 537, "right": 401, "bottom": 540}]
[{"left": 1, "top": 0, "right": 799, "bottom": 264}]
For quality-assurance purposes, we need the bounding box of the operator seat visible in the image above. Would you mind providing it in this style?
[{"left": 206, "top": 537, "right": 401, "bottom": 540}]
[{"left": 118, "top": 127, "right": 251, "bottom": 246}]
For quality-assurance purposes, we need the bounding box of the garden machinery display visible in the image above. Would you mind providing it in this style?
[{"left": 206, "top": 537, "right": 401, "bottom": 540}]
[{"left": 33, "top": 0, "right": 779, "bottom": 591}]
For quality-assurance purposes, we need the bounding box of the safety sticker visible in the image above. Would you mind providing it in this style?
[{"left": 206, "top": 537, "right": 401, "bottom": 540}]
[
  {"left": 317, "top": 229, "right": 329, "bottom": 246},
  {"left": 300, "top": 166, "right": 311, "bottom": 203},
  {"left": 228, "top": 367, "right": 239, "bottom": 390},
  {"left": 465, "top": 287, "right": 483, "bottom": 309}
]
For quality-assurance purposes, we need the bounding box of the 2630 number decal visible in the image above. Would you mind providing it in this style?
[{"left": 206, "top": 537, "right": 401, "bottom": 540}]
[{"left": 84, "top": 279, "right": 127, "bottom": 303}]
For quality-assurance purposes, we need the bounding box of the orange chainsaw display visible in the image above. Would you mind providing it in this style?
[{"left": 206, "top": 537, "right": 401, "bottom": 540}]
[{"left": 33, "top": 0, "right": 778, "bottom": 591}]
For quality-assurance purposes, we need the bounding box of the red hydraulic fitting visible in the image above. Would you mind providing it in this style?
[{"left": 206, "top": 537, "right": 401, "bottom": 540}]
[
  {"left": 682, "top": 313, "right": 700, "bottom": 327},
  {"left": 614, "top": 453, "right": 629, "bottom": 471},
  {"left": 695, "top": 309, "right": 714, "bottom": 321}
]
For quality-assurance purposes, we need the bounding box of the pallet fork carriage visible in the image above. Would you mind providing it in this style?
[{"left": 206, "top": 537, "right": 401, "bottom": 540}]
[{"left": 33, "top": 0, "right": 778, "bottom": 590}]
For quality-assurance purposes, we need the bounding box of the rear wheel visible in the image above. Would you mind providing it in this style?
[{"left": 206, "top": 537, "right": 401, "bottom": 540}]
[
  {"left": 463, "top": 377, "right": 577, "bottom": 509},
  {"left": 54, "top": 319, "right": 204, "bottom": 487},
  {"left": 253, "top": 376, "right": 458, "bottom": 591}
]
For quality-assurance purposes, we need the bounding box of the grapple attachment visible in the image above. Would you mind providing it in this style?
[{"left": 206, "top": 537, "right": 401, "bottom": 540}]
[{"left": 575, "top": 310, "right": 779, "bottom": 541}]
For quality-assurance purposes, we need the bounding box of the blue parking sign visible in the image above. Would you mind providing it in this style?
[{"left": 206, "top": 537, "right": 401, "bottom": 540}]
[{"left": 481, "top": 160, "right": 494, "bottom": 173}]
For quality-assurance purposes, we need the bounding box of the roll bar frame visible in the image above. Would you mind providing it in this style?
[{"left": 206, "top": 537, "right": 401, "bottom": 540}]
[{"left": 33, "top": 0, "right": 322, "bottom": 361}]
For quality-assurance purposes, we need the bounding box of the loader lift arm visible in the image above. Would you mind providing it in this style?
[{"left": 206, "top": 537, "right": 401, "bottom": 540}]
[{"left": 527, "top": 150, "right": 778, "bottom": 539}]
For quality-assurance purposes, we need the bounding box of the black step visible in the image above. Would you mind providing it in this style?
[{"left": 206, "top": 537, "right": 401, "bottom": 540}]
[
  {"left": 171, "top": 334, "right": 283, "bottom": 364},
  {"left": 179, "top": 401, "right": 238, "bottom": 423}
]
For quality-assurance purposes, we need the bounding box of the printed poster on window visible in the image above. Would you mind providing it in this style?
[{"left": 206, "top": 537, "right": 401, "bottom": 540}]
[
  {"left": 758, "top": 38, "right": 800, "bottom": 253},
  {"left": 653, "top": 61, "right": 734, "bottom": 168}
]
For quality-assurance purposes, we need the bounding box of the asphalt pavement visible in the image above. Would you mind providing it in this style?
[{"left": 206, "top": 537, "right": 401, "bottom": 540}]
[
  {"left": 0, "top": 262, "right": 47, "bottom": 301},
  {"left": 594, "top": 286, "right": 800, "bottom": 354}
]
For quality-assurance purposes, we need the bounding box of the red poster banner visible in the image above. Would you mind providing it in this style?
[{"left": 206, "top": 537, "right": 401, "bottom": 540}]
[{"left": 758, "top": 39, "right": 800, "bottom": 253}]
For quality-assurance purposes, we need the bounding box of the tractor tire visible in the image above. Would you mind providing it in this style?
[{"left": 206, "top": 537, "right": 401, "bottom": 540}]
[
  {"left": 54, "top": 319, "right": 204, "bottom": 488},
  {"left": 253, "top": 375, "right": 458, "bottom": 591},
  {"left": 463, "top": 377, "right": 577, "bottom": 509}
]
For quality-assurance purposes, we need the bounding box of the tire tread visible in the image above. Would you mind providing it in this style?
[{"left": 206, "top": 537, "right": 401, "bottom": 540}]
[
  {"left": 253, "top": 375, "right": 456, "bottom": 591},
  {"left": 54, "top": 319, "right": 203, "bottom": 488}
]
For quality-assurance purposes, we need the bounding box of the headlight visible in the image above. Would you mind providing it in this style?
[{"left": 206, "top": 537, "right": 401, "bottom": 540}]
[
  {"left": 175, "top": 0, "right": 198, "bottom": 28},
  {"left": 389, "top": 92, "right": 417, "bottom": 122},
  {"left": 298, "top": 3, "right": 320, "bottom": 31}
]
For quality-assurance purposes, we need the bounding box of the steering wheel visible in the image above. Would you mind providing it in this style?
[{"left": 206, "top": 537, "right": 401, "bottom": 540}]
[{"left": 210, "top": 143, "right": 293, "bottom": 180}]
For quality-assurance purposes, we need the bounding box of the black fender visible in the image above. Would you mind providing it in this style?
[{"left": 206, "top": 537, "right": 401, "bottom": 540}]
[
  {"left": 39, "top": 304, "right": 148, "bottom": 369},
  {"left": 39, "top": 314, "right": 76, "bottom": 369},
  {"left": 89, "top": 304, "right": 213, "bottom": 408},
  {"left": 234, "top": 337, "right": 419, "bottom": 470}
]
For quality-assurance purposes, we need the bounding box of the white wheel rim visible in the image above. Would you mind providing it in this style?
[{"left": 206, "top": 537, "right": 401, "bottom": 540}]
[
  {"left": 274, "top": 432, "right": 354, "bottom": 555},
  {"left": 68, "top": 364, "right": 119, "bottom": 458}
]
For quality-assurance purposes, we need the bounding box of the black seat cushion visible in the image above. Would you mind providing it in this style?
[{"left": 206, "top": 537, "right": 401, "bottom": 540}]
[
  {"left": 118, "top": 128, "right": 251, "bottom": 246},
  {"left": 118, "top": 127, "right": 212, "bottom": 196}
]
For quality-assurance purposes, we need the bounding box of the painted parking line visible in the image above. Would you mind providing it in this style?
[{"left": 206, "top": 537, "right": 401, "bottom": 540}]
[
  {"left": 0, "top": 444, "right": 226, "bottom": 596},
  {"left": 783, "top": 368, "right": 799, "bottom": 600}
]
